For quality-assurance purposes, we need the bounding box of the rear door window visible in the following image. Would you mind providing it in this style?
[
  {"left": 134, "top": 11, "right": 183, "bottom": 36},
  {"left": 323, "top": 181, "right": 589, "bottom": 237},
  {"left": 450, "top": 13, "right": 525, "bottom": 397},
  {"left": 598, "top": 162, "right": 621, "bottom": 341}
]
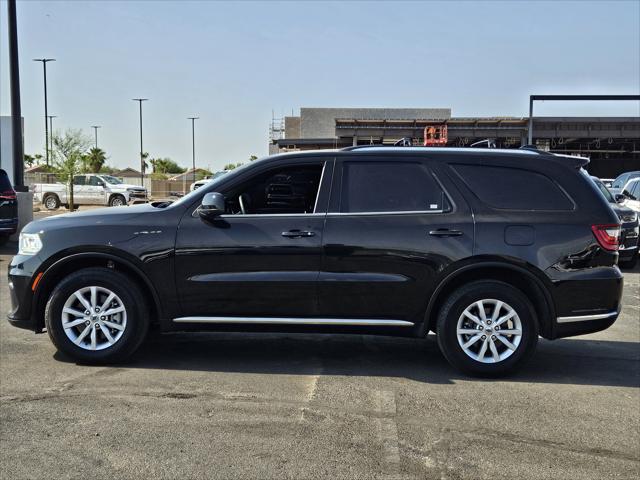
[
  {"left": 73, "top": 176, "right": 86, "bottom": 186},
  {"left": 339, "top": 161, "right": 449, "bottom": 213},
  {"left": 452, "top": 164, "right": 573, "bottom": 211}
]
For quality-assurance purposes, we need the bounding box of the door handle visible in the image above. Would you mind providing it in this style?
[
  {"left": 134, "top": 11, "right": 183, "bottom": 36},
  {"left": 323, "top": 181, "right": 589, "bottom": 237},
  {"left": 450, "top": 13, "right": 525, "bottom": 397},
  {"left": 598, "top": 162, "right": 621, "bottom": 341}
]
[
  {"left": 282, "top": 230, "right": 315, "bottom": 238},
  {"left": 429, "top": 229, "right": 463, "bottom": 237}
]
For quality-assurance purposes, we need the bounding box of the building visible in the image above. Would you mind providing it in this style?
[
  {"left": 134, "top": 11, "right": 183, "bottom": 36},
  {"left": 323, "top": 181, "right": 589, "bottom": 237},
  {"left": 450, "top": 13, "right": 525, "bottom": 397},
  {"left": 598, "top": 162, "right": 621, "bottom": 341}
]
[{"left": 269, "top": 108, "right": 640, "bottom": 177}]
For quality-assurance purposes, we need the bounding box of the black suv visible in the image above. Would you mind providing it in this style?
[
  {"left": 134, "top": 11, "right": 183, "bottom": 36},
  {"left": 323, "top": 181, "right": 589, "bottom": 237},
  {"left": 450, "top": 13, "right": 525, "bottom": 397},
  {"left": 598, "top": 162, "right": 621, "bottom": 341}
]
[
  {"left": 8, "top": 148, "right": 624, "bottom": 375},
  {"left": 0, "top": 169, "right": 18, "bottom": 245}
]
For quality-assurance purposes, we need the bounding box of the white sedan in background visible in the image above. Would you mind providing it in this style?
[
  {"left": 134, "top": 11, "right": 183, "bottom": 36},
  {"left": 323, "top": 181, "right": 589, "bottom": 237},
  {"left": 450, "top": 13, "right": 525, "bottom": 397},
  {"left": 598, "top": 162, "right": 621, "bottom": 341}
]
[{"left": 189, "top": 171, "right": 228, "bottom": 191}]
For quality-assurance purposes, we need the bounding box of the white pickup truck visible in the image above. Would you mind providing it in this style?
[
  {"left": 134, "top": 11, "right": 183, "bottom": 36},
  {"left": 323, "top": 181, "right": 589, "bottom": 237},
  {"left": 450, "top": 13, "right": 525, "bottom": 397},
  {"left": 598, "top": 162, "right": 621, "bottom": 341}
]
[{"left": 33, "top": 174, "right": 148, "bottom": 210}]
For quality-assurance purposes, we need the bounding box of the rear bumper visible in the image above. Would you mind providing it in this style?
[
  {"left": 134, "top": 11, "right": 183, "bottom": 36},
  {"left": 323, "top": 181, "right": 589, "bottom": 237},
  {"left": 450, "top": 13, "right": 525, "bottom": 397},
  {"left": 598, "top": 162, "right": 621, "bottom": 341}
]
[
  {"left": 548, "top": 266, "right": 623, "bottom": 339},
  {"left": 0, "top": 217, "right": 18, "bottom": 234},
  {"left": 554, "top": 309, "right": 619, "bottom": 339}
]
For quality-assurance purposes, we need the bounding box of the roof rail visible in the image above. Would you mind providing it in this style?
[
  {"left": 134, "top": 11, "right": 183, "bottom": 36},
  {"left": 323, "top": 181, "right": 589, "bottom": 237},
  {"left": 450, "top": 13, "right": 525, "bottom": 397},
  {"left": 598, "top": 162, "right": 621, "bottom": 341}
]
[
  {"left": 470, "top": 139, "right": 496, "bottom": 148},
  {"left": 519, "top": 144, "right": 542, "bottom": 152}
]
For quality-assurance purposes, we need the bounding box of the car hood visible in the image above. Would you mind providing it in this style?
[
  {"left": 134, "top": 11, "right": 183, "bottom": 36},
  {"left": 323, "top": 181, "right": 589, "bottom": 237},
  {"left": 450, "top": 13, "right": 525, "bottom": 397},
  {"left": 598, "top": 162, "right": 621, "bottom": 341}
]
[{"left": 24, "top": 204, "right": 159, "bottom": 233}]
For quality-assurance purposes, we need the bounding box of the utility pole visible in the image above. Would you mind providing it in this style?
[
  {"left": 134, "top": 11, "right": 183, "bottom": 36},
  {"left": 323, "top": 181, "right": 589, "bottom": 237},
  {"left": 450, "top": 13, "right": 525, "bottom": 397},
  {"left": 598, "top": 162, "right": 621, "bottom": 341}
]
[
  {"left": 48, "top": 115, "right": 57, "bottom": 155},
  {"left": 33, "top": 58, "right": 56, "bottom": 166},
  {"left": 132, "top": 99, "right": 148, "bottom": 186},
  {"left": 188, "top": 117, "right": 199, "bottom": 183},
  {"left": 91, "top": 125, "right": 101, "bottom": 149},
  {"left": 8, "top": 0, "right": 24, "bottom": 190}
]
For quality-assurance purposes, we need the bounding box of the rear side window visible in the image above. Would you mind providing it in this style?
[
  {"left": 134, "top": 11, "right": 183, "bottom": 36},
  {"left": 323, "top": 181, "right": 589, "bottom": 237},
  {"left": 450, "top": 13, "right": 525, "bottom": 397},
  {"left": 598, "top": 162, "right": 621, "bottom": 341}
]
[
  {"left": 452, "top": 164, "right": 573, "bottom": 211},
  {"left": 339, "top": 162, "right": 448, "bottom": 213}
]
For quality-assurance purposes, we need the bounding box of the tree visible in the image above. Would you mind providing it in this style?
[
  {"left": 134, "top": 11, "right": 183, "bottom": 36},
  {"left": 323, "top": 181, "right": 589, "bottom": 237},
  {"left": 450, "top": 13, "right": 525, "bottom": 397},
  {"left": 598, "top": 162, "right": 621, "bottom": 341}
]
[
  {"left": 83, "top": 148, "right": 107, "bottom": 173},
  {"left": 223, "top": 162, "right": 244, "bottom": 171},
  {"left": 249, "top": 155, "right": 258, "bottom": 162},
  {"left": 150, "top": 157, "right": 186, "bottom": 174},
  {"left": 24, "top": 154, "right": 36, "bottom": 168},
  {"left": 52, "top": 129, "right": 92, "bottom": 212}
]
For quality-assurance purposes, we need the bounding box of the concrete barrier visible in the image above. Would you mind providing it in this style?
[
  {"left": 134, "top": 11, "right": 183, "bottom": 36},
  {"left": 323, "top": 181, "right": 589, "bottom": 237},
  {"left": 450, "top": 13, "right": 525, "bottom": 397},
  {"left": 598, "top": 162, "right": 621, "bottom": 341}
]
[{"left": 10, "top": 191, "right": 34, "bottom": 241}]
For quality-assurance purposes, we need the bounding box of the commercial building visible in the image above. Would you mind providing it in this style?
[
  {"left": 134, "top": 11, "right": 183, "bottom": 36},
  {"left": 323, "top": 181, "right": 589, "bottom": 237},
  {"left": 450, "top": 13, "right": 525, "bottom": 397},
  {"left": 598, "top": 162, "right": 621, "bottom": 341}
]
[{"left": 269, "top": 108, "right": 640, "bottom": 177}]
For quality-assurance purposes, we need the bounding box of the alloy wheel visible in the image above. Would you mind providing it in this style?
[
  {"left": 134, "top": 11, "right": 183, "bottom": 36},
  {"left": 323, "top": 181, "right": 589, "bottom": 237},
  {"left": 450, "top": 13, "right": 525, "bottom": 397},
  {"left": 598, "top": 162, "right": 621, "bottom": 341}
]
[
  {"left": 456, "top": 299, "right": 522, "bottom": 363},
  {"left": 61, "top": 286, "right": 127, "bottom": 351}
]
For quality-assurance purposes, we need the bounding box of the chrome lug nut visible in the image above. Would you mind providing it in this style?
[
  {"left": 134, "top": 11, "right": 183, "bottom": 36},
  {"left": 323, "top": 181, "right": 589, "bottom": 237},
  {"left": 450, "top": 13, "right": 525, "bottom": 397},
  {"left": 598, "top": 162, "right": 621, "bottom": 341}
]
[
  {"left": 486, "top": 320, "right": 492, "bottom": 325},
  {"left": 491, "top": 335, "right": 496, "bottom": 340},
  {"left": 479, "top": 326, "right": 484, "bottom": 331},
  {"left": 85, "top": 320, "right": 90, "bottom": 326},
  {"left": 85, "top": 310, "right": 90, "bottom": 315},
  {"left": 100, "top": 316, "right": 105, "bottom": 321},
  {"left": 481, "top": 335, "right": 487, "bottom": 341}
]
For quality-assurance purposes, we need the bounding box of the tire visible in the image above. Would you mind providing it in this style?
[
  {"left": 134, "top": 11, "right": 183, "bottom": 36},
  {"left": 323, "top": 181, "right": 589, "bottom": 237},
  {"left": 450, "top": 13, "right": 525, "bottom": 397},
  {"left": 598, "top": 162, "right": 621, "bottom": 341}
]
[
  {"left": 436, "top": 280, "right": 538, "bottom": 377},
  {"left": 43, "top": 194, "right": 60, "bottom": 210},
  {"left": 109, "top": 195, "right": 126, "bottom": 207},
  {"left": 619, "top": 250, "right": 638, "bottom": 269},
  {"left": 45, "top": 267, "right": 149, "bottom": 364}
]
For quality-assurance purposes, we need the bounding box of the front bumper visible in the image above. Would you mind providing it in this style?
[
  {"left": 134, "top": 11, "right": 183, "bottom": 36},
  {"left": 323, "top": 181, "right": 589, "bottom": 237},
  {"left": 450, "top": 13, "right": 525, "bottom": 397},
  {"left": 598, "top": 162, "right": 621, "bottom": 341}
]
[
  {"left": 7, "top": 256, "right": 40, "bottom": 331},
  {"left": 127, "top": 191, "right": 149, "bottom": 204}
]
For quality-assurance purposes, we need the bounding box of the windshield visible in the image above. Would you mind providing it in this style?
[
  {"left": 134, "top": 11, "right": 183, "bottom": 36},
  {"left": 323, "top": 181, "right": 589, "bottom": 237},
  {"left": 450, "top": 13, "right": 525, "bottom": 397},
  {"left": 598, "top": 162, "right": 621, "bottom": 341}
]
[
  {"left": 102, "top": 175, "right": 124, "bottom": 185},
  {"left": 593, "top": 178, "right": 615, "bottom": 202}
]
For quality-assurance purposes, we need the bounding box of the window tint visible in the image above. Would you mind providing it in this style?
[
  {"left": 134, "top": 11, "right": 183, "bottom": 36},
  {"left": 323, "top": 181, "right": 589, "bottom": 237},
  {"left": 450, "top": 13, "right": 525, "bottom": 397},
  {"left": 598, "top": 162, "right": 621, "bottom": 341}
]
[
  {"left": 73, "top": 176, "right": 86, "bottom": 186},
  {"left": 88, "top": 176, "right": 104, "bottom": 186},
  {"left": 340, "top": 162, "right": 448, "bottom": 213},
  {"left": 612, "top": 174, "right": 628, "bottom": 189},
  {"left": 452, "top": 164, "right": 573, "bottom": 211},
  {"left": 226, "top": 164, "right": 323, "bottom": 215},
  {"left": 0, "top": 169, "right": 12, "bottom": 191}
]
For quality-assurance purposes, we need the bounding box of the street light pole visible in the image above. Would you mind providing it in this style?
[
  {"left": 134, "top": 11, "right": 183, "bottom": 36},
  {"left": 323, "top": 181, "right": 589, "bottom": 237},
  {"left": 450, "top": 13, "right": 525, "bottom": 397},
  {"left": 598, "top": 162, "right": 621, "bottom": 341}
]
[
  {"left": 91, "top": 125, "right": 101, "bottom": 149},
  {"left": 33, "top": 58, "right": 55, "bottom": 166},
  {"left": 132, "top": 99, "right": 148, "bottom": 186},
  {"left": 48, "top": 115, "right": 57, "bottom": 155},
  {"left": 188, "top": 117, "right": 199, "bottom": 182}
]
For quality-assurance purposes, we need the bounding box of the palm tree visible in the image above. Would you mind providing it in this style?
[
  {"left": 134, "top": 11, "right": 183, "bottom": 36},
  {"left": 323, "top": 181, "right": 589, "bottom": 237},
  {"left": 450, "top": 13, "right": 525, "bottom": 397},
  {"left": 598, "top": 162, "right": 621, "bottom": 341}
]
[{"left": 85, "top": 147, "right": 107, "bottom": 173}]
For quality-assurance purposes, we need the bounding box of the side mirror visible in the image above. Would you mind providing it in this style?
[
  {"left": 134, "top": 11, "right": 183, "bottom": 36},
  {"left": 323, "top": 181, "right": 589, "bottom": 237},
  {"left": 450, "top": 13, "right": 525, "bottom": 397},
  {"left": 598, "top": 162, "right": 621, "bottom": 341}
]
[
  {"left": 97, "top": 181, "right": 105, "bottom": 187},
  {"left": 615, "top": 193, "right": 626, "bottom": 203},
  {"left": 199, "top": 192, "right": 225, "bottom": 218},
  {"left": 622, "top": 190, "right": 637, "bottom": 201}
]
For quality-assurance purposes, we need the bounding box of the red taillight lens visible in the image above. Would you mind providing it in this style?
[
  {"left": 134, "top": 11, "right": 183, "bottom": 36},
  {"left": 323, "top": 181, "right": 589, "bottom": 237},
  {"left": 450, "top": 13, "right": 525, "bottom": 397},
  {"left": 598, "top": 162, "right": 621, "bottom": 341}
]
[
  {"left": 591, "top": 224, "right": 621, "bottom": 251},
  {"left": 0, "top": 189, "right": 17, "bottom": 200}
]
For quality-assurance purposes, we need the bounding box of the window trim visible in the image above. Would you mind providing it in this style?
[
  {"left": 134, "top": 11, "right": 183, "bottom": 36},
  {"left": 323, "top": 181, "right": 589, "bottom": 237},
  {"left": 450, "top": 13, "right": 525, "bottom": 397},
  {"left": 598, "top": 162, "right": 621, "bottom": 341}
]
[
  {"left": 331, "top": 159, "right": 453, "bottom": 215},
  {"left": 191, "top": 159, "right": 333, "bottom": 219}
]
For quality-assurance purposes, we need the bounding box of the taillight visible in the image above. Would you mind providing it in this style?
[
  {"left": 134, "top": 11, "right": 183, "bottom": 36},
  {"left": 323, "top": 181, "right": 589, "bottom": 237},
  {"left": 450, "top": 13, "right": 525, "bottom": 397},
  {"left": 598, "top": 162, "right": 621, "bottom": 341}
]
[
  {"left": 591, "top": 224, "right": 621, "bottom": 251},
  {"left": 0, "top": 189, "right": 16, "bottom": 200}
]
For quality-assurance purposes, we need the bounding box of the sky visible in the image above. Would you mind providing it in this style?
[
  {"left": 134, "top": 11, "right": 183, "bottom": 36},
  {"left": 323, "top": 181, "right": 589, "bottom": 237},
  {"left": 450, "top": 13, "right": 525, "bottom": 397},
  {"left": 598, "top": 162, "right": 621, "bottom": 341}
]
[{"left": 1, "top": 0, "right": 639, "bottom": 172}]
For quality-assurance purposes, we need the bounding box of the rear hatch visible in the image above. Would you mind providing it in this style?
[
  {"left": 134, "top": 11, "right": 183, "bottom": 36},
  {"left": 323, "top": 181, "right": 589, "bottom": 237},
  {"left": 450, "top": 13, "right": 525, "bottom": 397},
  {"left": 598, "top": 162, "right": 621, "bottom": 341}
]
[{"left": 0, "top": 169, "right": 18, "bottom": 232}]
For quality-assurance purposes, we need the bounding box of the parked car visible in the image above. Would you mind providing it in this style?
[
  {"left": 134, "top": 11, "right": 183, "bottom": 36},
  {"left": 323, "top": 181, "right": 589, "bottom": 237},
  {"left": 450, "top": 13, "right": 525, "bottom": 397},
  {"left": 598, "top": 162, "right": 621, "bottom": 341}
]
[
  {"left": 619, "top": 178, "right": 640, "bottom": 212},
  {"left": 8, "top": 147, "right": 624, "bottom": 376},
  {"left": 33, "top": 174, "right": 148, "bottom": 209},
  {"left": 0, "top": 169, "right": 18, "bottom": 245},
  {"left": 592, "top": 176, "right": 638, "bottom": 268},
  {"left": 610, "top": 170, "right": 640, "bottom": 195},
  {"left": 189, "top": 171, "right": 228, "bottom": 191},
  {"left": 599, "top": 178, "right": 614, "bottom": 188}
]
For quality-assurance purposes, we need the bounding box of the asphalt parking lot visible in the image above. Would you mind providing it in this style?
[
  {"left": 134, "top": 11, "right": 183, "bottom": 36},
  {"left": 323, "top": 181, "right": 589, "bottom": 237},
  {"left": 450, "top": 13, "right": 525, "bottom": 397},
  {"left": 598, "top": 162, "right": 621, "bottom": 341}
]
[{"left": 1, "top": 212, "right": 638, "bottom": 479}]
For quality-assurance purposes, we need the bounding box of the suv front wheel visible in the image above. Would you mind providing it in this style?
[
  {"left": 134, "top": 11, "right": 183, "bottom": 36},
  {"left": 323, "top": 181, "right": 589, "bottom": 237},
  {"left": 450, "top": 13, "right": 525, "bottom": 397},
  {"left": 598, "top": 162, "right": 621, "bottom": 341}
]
[
  {"left": 45, "top": 267, "right": 149, "bottom": 363},
  {"left": 436, "top": 280, "right": 538, "bottom": 376}
]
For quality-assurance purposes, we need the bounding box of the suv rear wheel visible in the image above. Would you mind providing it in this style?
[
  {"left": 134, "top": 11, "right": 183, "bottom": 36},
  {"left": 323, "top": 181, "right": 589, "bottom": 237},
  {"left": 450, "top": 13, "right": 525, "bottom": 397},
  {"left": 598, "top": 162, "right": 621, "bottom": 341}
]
[
  {"left": 45, "top": 267, "right": 149, "bottom": 363},
  {"left": 436, "top": 280, "right": 538, "bottom": 376}
]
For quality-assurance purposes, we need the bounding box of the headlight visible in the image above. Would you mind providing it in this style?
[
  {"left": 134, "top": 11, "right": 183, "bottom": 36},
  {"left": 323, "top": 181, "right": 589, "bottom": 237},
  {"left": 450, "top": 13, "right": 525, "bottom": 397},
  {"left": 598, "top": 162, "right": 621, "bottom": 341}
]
[
  {"left": 18, "top": 233, "right": 43, "bottom": 255},
  {"left": 620, "top": 212, "right": 638, "bottom": 223}
]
